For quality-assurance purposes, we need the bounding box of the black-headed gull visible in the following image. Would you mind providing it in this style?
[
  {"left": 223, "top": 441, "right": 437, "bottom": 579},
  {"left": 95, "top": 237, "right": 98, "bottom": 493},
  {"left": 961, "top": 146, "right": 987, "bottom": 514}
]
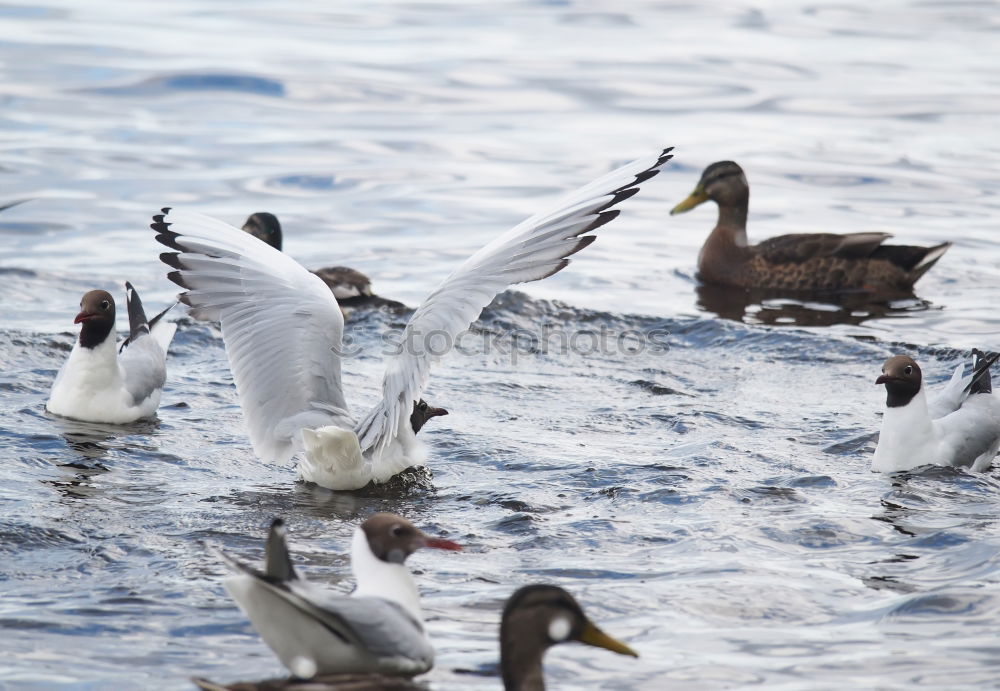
[
  {"left": 153, "top": 148, "right": 673, "bottom": 489},
  {"left": 217, "top": 515, "right": 460, "bottom": 680},
  {"left": 873, "top": 350, "right": 1000, "bottom": 472},
  {"left": 46, "top": 283, "right": 176, "bottom": 424},
  {"left": 242, "top": 211, "right": 406, "bottom": 311}
]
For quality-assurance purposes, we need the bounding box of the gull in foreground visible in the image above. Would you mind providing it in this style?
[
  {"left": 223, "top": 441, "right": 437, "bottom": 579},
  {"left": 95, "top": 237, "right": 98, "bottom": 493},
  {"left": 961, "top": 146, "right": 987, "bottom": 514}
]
[
  {"left": 215, "top": 515, "right": 459, "bottom": 680},
  {"left": 873, "top": 350, "right": 1000, "bottom": 472},
  {"left": 153, "top": 148, "right": 673, "bottom": 489},
  {"left": 46, "top": 283, "right": 176, "bottom": 424}
]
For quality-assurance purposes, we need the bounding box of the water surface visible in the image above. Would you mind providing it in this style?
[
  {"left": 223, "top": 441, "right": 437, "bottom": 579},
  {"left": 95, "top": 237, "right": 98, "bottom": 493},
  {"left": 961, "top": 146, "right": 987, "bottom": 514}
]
[{"left": 2, "top": 1, "right": 1000, "bottom": 689}]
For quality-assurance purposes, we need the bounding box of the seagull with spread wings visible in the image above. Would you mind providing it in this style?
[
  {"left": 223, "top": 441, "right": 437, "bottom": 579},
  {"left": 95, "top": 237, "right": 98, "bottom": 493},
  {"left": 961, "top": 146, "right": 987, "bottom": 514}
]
[{"left": 153, "top": 148, "right": 673, "bottom": 489}]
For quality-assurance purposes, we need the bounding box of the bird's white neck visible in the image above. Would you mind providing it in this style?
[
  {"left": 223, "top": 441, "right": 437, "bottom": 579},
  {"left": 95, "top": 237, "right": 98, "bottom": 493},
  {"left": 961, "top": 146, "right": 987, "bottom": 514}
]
[
  {"left": 873, "top": 386, "right": 934, "bottom": 471},
  {"left": 67, "top": 330, "right": 121, "bottom": 382},
  {"left": 350, "top": 527, "right": 423, "bottom": 623}
]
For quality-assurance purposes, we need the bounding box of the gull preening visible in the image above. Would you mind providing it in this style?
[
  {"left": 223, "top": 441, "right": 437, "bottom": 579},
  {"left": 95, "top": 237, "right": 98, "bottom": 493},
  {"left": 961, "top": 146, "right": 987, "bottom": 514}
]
[
  {"left": 216, "top": 515, "right": 460, "bottom": 679},
  {"left": 872, "top": 350, "right": 1000, "bottom": 473},
  {"left": 153, "top": 148, "right": 673, "bottom": 489},
  {"left": 46, "top": 283, "right": 176, "bottom": 424}
]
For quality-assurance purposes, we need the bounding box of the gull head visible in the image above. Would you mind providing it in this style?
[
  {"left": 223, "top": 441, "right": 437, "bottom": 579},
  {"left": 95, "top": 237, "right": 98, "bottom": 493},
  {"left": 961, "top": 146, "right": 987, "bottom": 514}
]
[
  {"left": 876, "top": 355, "right": 922, "bottom": 408},
  {"left": 360, "top": 513, "right": 460, "bottom": 565}
]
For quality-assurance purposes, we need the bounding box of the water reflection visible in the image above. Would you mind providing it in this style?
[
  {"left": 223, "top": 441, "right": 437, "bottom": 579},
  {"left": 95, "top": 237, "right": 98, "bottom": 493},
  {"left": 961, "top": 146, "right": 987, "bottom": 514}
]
[{"left": 696, "top": 282, "right": 935, "bottom": 327}]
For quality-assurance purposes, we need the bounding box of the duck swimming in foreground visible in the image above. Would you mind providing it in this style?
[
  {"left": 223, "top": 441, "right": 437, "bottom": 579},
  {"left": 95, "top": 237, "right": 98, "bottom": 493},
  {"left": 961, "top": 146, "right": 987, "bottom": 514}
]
[
  {"left": 670, "top": 161, "right": 951, "bottom": 292},
  {"left": 154, "top": 148, "right": 673, "bottom": 490},
  {"left": 873, "top": 350, "right": 1000, "bottom": 473},
  {"left": 46, "top": 283, "right": 176, "bottom": 424},
  {"left": 242, "top": 212, "right": 405, "bottom": 311}
]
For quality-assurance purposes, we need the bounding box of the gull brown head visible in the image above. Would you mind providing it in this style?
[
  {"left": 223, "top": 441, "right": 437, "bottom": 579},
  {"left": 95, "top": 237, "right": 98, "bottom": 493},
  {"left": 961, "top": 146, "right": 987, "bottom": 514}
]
[
  {"left": 74, "top": 290, "right": 116, "bottom": 349},
  {"left": 360, "top": 513, "right": 460, "bottom": 565},
  {"left": 876, "top": 355, "right": 922, "bottom": 408}
]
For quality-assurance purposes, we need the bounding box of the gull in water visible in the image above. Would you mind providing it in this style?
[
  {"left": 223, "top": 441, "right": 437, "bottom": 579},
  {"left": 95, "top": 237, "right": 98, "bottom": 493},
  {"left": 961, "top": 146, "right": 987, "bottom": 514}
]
[
  {"left": 873, "top": 350, "right": 1000, "bottom": 472},
  {"left": 214, "top": 515, "right": 459, "bottom": 680},
  {"left": 47, "top": 283, "right": 176, "bottom": 424},
  {"left": 153, "top": 148, "right": 673, "bottom": 489}
]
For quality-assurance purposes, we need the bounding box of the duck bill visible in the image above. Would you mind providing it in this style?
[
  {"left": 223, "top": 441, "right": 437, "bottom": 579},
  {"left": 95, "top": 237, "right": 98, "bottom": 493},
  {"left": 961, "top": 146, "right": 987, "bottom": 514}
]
[
  {"left": 578, "top": 621, "right": 638, "bottom": 658},
  {"left": 74, "top": 311, "right": 96, "bottom": 324},
  {"left": 670, "top": 186, "right": 708, "bottom": 215}
]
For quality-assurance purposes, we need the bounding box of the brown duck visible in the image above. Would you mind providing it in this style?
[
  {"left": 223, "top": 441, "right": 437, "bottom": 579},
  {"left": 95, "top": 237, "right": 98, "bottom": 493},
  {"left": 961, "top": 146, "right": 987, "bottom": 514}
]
[{"left": 671, "top": 161, "right": 951, "bottom": 292}]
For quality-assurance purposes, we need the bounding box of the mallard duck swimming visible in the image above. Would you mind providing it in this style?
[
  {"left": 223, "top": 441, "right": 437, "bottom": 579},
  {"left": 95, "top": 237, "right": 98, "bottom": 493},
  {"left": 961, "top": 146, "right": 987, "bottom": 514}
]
[
  {"left": 242, "top": 212, "right": 405, "bottom": 311},
  {"left": 192, "top": 583, "right": 636, "bottom": 691},
  {"left": 670, "top": 161, "right": 951, "bottom": 292}
]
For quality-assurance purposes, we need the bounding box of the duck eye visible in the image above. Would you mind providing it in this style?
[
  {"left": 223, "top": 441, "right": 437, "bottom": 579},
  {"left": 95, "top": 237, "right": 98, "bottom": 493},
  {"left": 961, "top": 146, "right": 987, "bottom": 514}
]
[{"left": 904, "top": 366, "right": 912, "bottom": 375}]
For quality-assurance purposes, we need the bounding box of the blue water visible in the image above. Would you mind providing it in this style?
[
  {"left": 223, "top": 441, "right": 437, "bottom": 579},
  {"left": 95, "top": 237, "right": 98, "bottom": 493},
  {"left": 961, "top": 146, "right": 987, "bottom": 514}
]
[{"left": 2, "top": 1, "right": 1000, "bottom": 688}]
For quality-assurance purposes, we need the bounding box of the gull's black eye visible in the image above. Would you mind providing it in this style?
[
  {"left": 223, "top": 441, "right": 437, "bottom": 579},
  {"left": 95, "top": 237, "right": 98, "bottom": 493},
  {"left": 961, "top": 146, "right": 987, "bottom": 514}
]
[
  {"left": 100, "top": 300, "right": 110, "bottom": 310},
  {"left": 904, "top": 366, "right": 913, "bottom": 375}
]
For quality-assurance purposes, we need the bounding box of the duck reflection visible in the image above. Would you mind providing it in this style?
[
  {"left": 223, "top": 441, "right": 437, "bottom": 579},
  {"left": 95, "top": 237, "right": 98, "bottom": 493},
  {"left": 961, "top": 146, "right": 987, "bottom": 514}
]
[{"left": 696, "top": 282, "right": 934, "bottom": 327}]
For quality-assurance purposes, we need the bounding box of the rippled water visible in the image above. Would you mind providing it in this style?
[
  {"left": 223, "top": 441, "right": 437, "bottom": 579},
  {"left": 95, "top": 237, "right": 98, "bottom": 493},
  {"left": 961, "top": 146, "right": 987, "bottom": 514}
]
[{"left": 2, "top": 1, "right": 1000, "bottom": 689}]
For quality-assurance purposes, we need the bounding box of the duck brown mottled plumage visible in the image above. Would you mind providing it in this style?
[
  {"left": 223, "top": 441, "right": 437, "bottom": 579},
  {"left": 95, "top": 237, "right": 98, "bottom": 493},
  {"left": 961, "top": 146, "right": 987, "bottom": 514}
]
[{"left": 670, "top": 161, "right": 951, "bottom": 292}]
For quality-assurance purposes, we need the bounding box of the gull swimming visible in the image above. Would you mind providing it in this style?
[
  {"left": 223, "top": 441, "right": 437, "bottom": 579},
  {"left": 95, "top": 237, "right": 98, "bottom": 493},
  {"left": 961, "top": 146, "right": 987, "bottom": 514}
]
[
  {"left": 215, "top": 515, "right": 460, "bottom": 679},
  {"left": 873, "top": 350, "right": 1000, "bottom": 472},
  {"left": 46, "top": 283, "right": 176, "bottom": 424}
]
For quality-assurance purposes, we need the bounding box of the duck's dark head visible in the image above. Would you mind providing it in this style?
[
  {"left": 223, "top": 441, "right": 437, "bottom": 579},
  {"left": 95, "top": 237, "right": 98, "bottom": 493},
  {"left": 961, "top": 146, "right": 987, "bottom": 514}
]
[
  {"left": 410, "top": 399, "right": 448, "bottom": 434},
  {"left": 74, "top": 289, "right": 116, "bottom": 349},
  {"left": 500, "top": 584, "right": 637, "bottom": 691},
  {"left": 242, "top": 212, "right": 283, "bottom": 251},
  {"left": 670, "top": 160, "right": 749, "bottom": 215}
]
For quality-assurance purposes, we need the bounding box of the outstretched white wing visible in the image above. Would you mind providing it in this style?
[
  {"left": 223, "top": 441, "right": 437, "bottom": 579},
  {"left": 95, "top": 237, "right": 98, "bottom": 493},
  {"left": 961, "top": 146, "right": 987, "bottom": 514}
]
[
  {"left": 153, "top": 208, "right": 349, "bottom": 463},
  {"left": 355, "top": 148, "right": 674, "bottom": 454}
]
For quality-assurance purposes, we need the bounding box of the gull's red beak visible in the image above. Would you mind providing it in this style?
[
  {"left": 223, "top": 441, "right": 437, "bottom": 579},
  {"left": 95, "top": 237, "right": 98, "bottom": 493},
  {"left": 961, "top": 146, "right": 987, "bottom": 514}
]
[
  {"left": 423, "top": 537, "right": 461, "bottom": 551},
  {"left": 74, "top": 311, "right": 95, "bottom": 324},
  {"left": 875, "top": 374, "right": 893, "bottom": 385}
]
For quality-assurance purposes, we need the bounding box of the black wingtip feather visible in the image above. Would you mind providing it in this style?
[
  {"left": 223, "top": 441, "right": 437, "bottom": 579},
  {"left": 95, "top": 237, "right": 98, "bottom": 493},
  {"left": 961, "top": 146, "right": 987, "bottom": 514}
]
[
  {"left": 968, "top": 349, "right": 999, "bottom": 395},
  {"left": 581, "top": 209, "right": 621, "bottom": 236},
  {"left": 166, "top": 269, "right": 192, "bottom": 291},
  {"left": 160, "top": 252, "right": 185, "bottom": 271}
]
